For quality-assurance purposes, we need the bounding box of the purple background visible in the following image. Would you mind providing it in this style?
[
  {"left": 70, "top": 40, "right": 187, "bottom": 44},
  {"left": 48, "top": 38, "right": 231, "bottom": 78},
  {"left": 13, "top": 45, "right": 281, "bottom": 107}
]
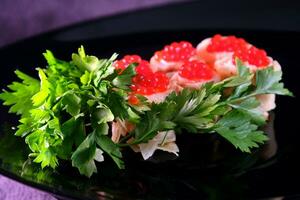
[
  {"left": 0, "top": 0, "right": 180, "bottom": 47},
  {"left": 0, "top": 0, "right": 181, "bottom": 199}
]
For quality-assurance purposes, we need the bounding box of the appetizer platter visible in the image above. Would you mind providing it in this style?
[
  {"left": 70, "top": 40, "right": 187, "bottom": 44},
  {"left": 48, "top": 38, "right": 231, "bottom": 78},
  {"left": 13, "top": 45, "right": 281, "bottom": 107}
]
[
  {"left": 0, "top": 34, "right": 293, "bottom": 177},
  {"left": 0, "top": 30, "right": 299, "bottom": 200}
]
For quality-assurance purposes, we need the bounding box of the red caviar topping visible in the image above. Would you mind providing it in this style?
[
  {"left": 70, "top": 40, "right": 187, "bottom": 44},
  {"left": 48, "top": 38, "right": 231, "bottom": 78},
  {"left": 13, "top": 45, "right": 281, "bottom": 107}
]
[
  {"left": 128, "top": 94, "right": 140, "bottom": 105},
  {"left": 233, "top": 46, "right": 270, "bottom": 67},
  {"left": 114, "top": 55, "right": 152, "bottom": 75},
  {"left": 131, "top": 72, "right": 169, "bottom": 95},
  {"left": 114, "top": 55, "right": 141, "bottom": 70},
  {"left": 207, "top": 34, "right": 248, "bottom": 53},
  {"left": 115, "top": 55, "right": 169, "bottom": 96},
  {"left": 178, "top": 60, "right": 214, "bottom": 81},
  {"left": 154, "top": 41, "right": 196, "bottom": 62},
  {"left": 135, "top": 60, "right": 153, "bottom": 75}
]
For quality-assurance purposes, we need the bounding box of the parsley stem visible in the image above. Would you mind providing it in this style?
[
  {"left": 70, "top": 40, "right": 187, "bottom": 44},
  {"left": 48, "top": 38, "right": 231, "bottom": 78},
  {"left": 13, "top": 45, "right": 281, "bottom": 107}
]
[
  {"left": 229, "top": 93, "right": 258, "bottom": 103},
  {"left": 218, "top": 92, "right": 258, "bottom": 107},
  {"left": 118, "top": 131, "right": 135, "bottom": 144},
  {"left": 117, "top": 143, "right": 130, "bottom": 147}
]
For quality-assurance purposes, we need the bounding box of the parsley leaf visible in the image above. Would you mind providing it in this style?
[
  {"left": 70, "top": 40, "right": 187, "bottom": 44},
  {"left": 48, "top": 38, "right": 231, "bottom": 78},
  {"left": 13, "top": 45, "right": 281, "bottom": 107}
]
[
  {"left": 95, "top": 133, "right": 124, "bottom": 169},
  {"left": 61, "top": 92, "right": 81, "bottom": 117},
  {"left": 32, "top": 69, "right": 51, "bottom": 107},
  {"left": 112, "top": 63, "right": 137, "bottom": 90},
  {"left": 71, "top": 133, "right": 98, "bottom": 177},
  {"left": 255, "top": 67, "right": 293, "bottom": 96},
  {"left": 215, "top": 110, "right": 268, "bottom": 152},
  {"left": 0, "top": 70, "right": 39, "bottom": 116}
]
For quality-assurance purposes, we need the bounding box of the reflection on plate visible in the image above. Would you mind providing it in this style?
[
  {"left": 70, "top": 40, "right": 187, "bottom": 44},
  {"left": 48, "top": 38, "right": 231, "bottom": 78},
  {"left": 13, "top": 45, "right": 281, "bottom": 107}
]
[
  {"left": 0, "top": 29, "right": 299, "bottom": 200},
  {"left": 0, "top": 112, "right": 279, "bottom": 200}
]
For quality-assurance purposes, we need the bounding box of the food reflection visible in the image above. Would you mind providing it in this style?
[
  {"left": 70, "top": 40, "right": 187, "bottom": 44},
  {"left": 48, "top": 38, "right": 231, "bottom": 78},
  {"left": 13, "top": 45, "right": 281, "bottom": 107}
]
[
  {"left": 0, "top": 114, "right": 281, "bottom": 200},
  {"left": 260, "top": 112, "right": 277, "bottom": 160}
]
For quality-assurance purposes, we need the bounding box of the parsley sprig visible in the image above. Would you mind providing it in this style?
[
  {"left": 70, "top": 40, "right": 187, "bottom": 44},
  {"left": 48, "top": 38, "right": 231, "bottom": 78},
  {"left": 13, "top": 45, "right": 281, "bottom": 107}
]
[
  {"left": 0, "top": 47, "right": 292, "bottom": 177},
  {"left": 0, "top": 46, "right": 138, "bottom": 177}
]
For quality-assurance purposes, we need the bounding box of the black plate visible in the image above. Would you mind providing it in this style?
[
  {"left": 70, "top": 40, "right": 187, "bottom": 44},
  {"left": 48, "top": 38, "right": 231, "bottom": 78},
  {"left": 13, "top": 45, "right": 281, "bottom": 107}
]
[{"left": 1, "top": 2, "right": 300, "bottom": 200}]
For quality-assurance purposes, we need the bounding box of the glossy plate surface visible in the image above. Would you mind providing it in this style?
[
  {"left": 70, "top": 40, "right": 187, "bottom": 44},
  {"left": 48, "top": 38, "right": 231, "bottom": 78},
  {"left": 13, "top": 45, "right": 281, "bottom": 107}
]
[{"left": 0, "top": 5, "right": 300, "bottom": 200}]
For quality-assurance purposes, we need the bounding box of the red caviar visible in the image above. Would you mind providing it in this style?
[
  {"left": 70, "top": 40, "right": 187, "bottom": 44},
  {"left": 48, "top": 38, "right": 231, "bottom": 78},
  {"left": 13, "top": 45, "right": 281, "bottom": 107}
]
[
  {"left": 233, "top": 46, "right": 270, "bottom": 67},
  {"left": 115, "top": 55, "right": 169, "bottom": 96},
  {"left": 131, "top": 72, "right": 169, "bottom": 95},
  {"left": 178, "top": 60, "right": 214, "bottom": 81},
  {"left": 114, "top": 55, "right": 152, "bottom": 75},
  {"left": 128, "top": 94, "right": 140, "bottom": 105},
  {"left": 154, "top": 41, "right": 196, "bottom": 62},
  {"left": 207, "top": 34, "right": 248, "bottom": 53}
]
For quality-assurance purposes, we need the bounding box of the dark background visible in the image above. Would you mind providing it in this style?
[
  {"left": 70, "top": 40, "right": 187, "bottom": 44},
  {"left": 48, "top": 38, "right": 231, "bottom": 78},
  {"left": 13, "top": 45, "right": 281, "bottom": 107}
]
[{"left": 1, "top": 0, "right": 300, "bottom": 48}]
